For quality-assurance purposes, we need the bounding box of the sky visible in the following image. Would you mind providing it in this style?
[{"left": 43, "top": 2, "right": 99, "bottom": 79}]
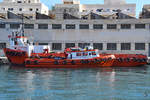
[{"left": 1, "top": 0, "right": 150, "bottom": 17}]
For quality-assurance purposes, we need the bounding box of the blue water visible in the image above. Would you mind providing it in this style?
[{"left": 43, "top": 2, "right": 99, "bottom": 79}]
[{"left": 0, "top": 65, "right": 150, "bottom": 100}]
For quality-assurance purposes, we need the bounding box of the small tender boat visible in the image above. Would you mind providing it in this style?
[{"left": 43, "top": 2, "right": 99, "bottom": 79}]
[{"left": 25, "top": 47, "right": 115, "bottom": 68}]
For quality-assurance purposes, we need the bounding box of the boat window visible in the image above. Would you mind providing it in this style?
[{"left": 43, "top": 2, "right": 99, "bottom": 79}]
[
  {"left": 76, "top": 53, "right": 81, "bottom": 56},
  {"left": 92, "top": 52, "right": 96, "bottom": 55},
  {"left": 89, "top": 53, "right": 91, "bottom": 55},
  {"left": 83, "top": 52, "right": 88, "bottom": 56}
]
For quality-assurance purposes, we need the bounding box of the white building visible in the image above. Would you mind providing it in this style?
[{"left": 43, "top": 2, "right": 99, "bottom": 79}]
[
  {"left": 54, "top": 0, "right": 136, "bottom": 19},
  {"left": 0, "top": 0, "right": 150, "bottom": 57},
  {"left": 0, "top": 0, "right": 49, "bottom": 19}
]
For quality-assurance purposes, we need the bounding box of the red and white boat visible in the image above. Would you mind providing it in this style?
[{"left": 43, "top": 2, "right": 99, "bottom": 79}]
[{"left": 3, "top": 29, "right": 148, "bottom": 68}]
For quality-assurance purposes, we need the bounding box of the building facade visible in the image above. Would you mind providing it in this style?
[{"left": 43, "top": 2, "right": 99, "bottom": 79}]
[
  {"left": 0, "top": 0, "right": 150, "bottom": 57},
  {"left": 0, "top": 0, "right": 48, "bottom": 19}
]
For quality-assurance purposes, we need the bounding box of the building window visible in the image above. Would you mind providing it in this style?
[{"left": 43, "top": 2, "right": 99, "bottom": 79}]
[
  {"left": 93, "top": 43, "right": 103, "bottom": 50},
  {"left": 38, "top": 24, "right": 48, "bottom": 29},
  {"left": 78, "top": 43, "right": 90, "bottom": 49},
  {"left": 10, "top": 24, "right": 20, "bottom": 29},
  {"left": 121, "top": 43, "right": 131, "bottom": 50},
  {"left": 24, "top": 24, "right": 34, "bottom": 29},
  {"left": 29, "top": 8, "right": 33, "bottom": 11},
  {"left": 52, "top": 24, "right": 62, "bottom": 29},
  {"left": 0, "top": 43, "right": 6, "bottom": 49},
  {"left": 8, "top": 8, "right": 13, "bottom": 11},
  {"left": 39, "top": 43, "right": 48, "bottom": 45},
  {"left": 79, "top": 24, "right": 89, "bottom": 29},
  {"left": 0, "top": 24, "right": 5, "bottom": 28},
  {"left": 107, "top": 24, "right": 117, "bottom": 29},
  {"left": 36, "top": 8, "right": 39, "bottom": 11},
  {"left": 52, "top": 43, "right": 62, "bottom": 50},
  {"left": 93, "top": 24, "right": 103, "bottom": 29},
  {"left": 19, "top": 8, "right": 22, "bottom": 11},
  {"left": 107, "top": 43, "right": 117, "bottom": 50},
  {"left": 135, "top": 43, "right": 145, "bottom": 50},
  {"left": 17, "top": 1, "right": 22, "bottom": 3},
  {"left": 135, "top": 24, "right": 145, "bottom": 29},
  {"left": 65, "top": 43, "right": 75, "bottom": 48},
  {"left": 66, "top": 24, "right": 75, "bottom": 29},
  {"left": 121, "top": 24, "right": 131, "bottom": 29}
]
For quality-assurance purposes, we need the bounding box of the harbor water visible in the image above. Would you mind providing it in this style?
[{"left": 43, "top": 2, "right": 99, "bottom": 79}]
[{"left": 0, "top": 65, "right": 150, "bottom": 100}]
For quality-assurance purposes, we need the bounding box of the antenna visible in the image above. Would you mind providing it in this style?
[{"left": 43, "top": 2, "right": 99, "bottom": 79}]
[{"left": 21, "top": 13, "right": 25, "bottom": 37}]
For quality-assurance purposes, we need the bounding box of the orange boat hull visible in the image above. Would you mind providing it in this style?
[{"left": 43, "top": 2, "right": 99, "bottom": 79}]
[
  {"left": 3, "top": 48, "right": 28, "bottom": 65},
  {"left": 25, "top": 57, "right": 115, "bottom": 68}
]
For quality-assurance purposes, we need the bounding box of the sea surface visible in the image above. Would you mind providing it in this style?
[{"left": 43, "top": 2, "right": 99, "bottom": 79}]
[{"left": 0, "top": 65, "right": 150, "bottom": 100}]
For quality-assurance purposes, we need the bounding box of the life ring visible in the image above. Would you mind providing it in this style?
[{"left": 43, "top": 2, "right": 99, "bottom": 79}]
[
  {"left": 34, "top": 60, "right": 39, "bottom": 64},
  {"left": 63, "top": 60, "right": 67, "bottom": 65},
  {"left": 118, "top": 58, "right": 123, "bottom": 62},
  {"left": 126, "top": 58, "right": 130, "bottom": 62},
  {"left": 81, "top": 60, "right": 85, "bottom": 64},
  {"left": 71, "top": 60, "right": 75, "bottom": 65},
  {"left": 22, "top": 52, "right": 26, "bottom": 56},
  {"left": 6, "top": 51, "right": 9, "bottom": 55},
  {"left": 25, "top": 60, "right": 31, "bottom": 64},
  {"left": 54, "top": 61, "right": 59, "bottom": 65},
  {"left": 48, "top": 55, "right": 52, "bottom": 59}
]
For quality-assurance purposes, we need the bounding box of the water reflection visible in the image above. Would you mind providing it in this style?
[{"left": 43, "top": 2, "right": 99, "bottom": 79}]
[{"left": 0, "top": 65, "right": 150, "bottom": 100}]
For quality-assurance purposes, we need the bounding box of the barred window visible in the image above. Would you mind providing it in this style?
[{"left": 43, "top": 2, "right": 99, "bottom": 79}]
[
  {"left": 66, "top": 24, "right": 75, "bottom": 29},
  {"left": 135, "top": 24, "right": 145, "bottom": 29},
  {"left": 121, "top": 24, "right": 131, "bottom": 29},
  {"left": 39, "top": 43, "right": 48, "bottom": 45},
  {"left": 52, "top": 43, "right": 62, "bottom": 50},
  {"left": 24, "top": 24, "right": 34, "bottom": 29},
  {"left": 79, "top": 24, "right": 89, "bottom": 29},
  {"left": 38, "top": 24, "right": 48, "bottom": 29},
  {"left": 93, "top": 43, "right": 103, "bottom": 50},
  {"left": 0, "top": 24, "right": 5, "bottom": 28},
  {"left": 65, "top": 43, "right": 75, "bottom": 48},
  {"left": 107, "top": 24, "right": 117, "bottom": 29},
  {"left": 135, "top": 43, "right": 145, "bottom": 50},
  {"left": 107, "top": 43, "right": 117, "bottom": 50},
  {"left": 93, "top": 24, "right": 103, "bottom": 29},
  {"left": 121, "top": 43, "right": 131, "bottom": 50},
  {"left": 10, "top": 24, "right": 20, "bottom": 29},
  {"left": 0, "top": 43, "right": 6, "bottom": 49},
  {"left": 78, "top": 43, "right": 90, "bottom": 49},
  {"left": 52, "top": 24, "right": 62, "bottom": 29}
]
